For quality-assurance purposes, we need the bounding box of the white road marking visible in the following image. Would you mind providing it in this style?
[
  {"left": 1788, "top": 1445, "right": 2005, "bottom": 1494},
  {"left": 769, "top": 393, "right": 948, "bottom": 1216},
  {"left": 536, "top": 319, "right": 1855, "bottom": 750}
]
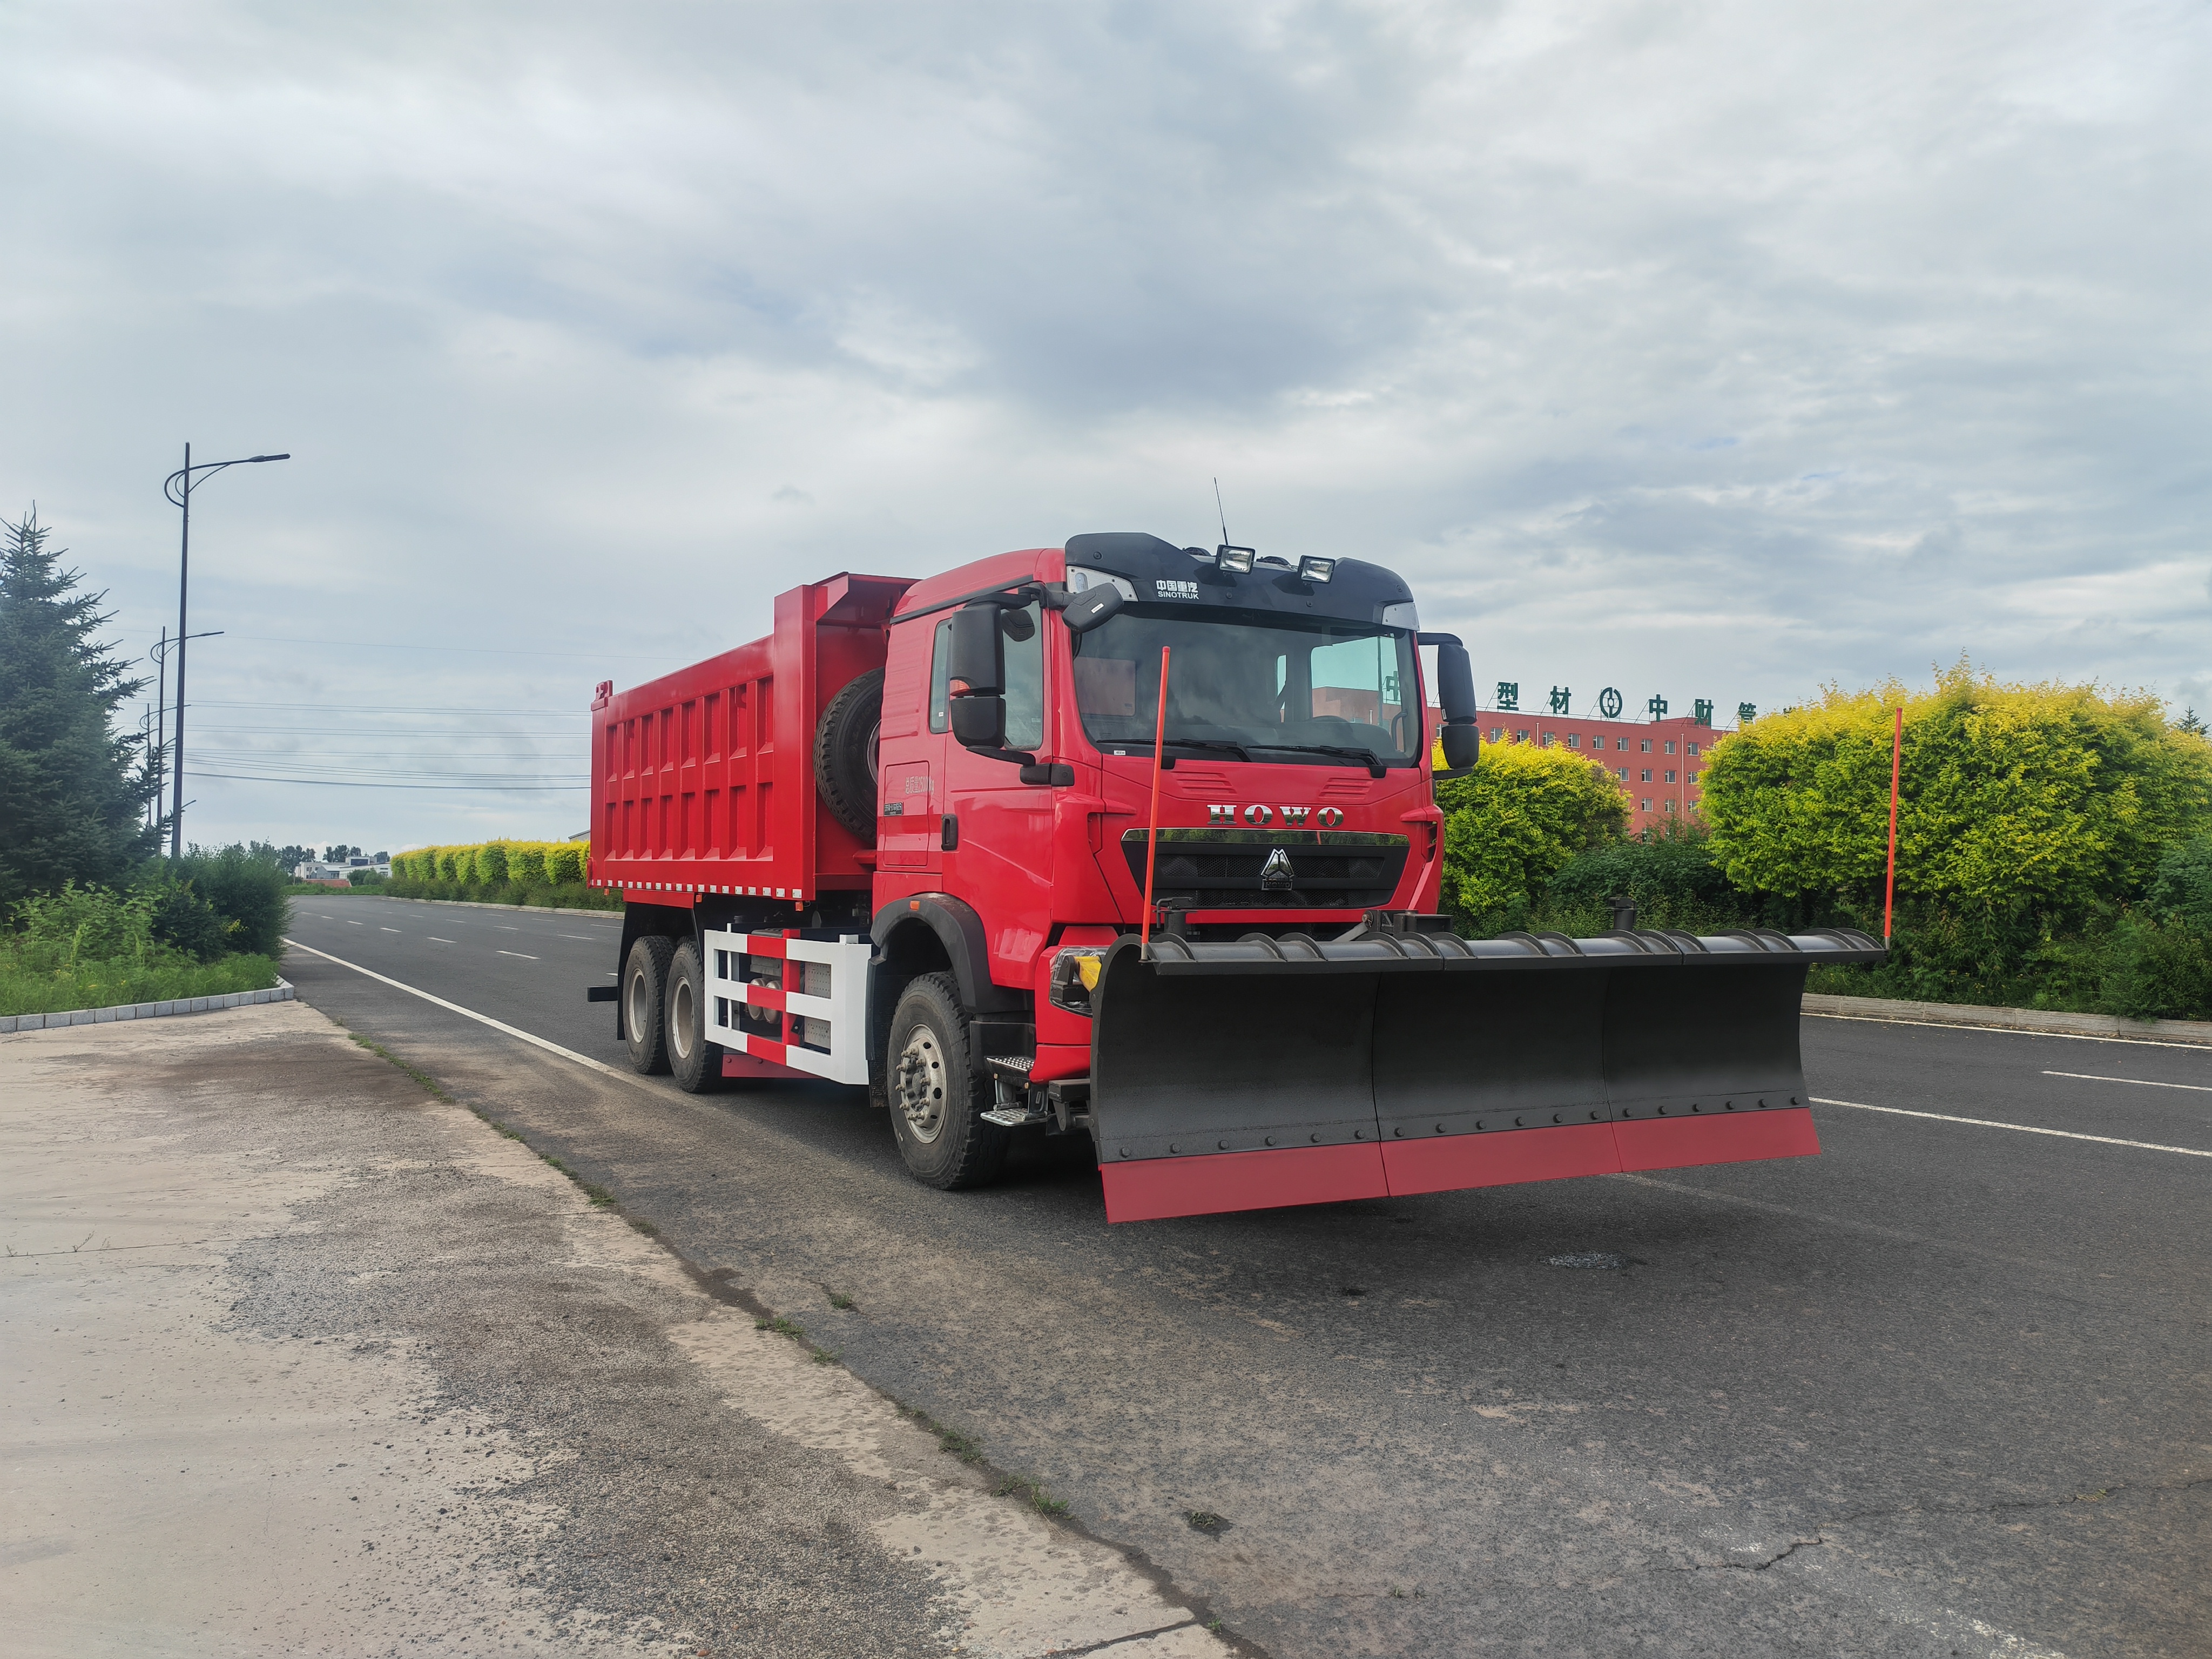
[
  {"left": 346, "top": 921, "right": 362, "bottom": 926},
  {"left": 282, "top": 939, "right": 629, "bottom": 1081},
  {"left": 559, "top": 934, "right": 594, "bottom": 941},
  {"left": 497, "top": 950, "right": 538, "bottom": 960},
  {"left": 1812, "top": 1097, "right": 2212, "bottom": 1158},
  {"left": 1805, "top": 1009, "right": 2212, "bottom": 1051},
  {"left": 2043, "top": 1069, "right": 2212, "bottom": 1093},
  {"left": 381, "top": 927, "right": 400, "bottom": 933},
  {"left": 496, "top": 926, "right": 519, "bottom": 932},
  {"left": 430, "top": 938, "right": 456, "bottom": 945}
]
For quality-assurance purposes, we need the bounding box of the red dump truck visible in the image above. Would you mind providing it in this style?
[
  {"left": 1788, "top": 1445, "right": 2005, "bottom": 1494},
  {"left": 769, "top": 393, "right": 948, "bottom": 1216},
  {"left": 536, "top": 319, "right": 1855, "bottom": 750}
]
[{"left": 586, "top": 532, "right": 1883, "bottom": 1222}]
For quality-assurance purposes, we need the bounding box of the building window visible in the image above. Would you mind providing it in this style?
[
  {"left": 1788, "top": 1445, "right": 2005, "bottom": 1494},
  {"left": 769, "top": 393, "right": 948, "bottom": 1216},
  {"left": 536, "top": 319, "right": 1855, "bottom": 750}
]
[
  {"left": 1640, "top": 768, "right": 1651, "bottom": 783},
  {"left": 1566, "top": 732, "right": 1581, "bottom": 748},
  {"left": 1515, "top": 730, "right": 1529, "bottom": 744},
  {"left": 1686, "top": 741, "right": 1700, "bottom": 756},
  {"left": 1616, "top": 767, "right": 1628, "bottom": 780},
  {"left": 1664, "top": 770, "right": 1676, "bottom": 784},
  {"left": 1542, "top": 732, "right": 1555, "bottom": 747},
  {"left": 1663, "top": 799, "right": 1677, "bottom": 814},
  {"left": 1640, "top": 798, "right": 1650, "bottom": 812},
  {"left": 1488, "top": 727, "right": 1504, "bottom": 743},
  {"left": 1640, "top": 738, "right": 1653, "bottom": 753},
  {"left": 1663, "top": 740, "right": 1676, "bottom": 754}
]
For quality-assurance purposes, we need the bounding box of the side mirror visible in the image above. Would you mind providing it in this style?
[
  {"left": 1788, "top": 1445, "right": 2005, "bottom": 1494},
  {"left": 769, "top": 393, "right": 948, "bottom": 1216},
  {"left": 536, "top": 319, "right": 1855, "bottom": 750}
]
[
  {"left": 1440, "top": 724, "right": 1480, "bottom": 770},
  {"left": 949, "top": 604, "right": 1005, "bottom": 695},
  {"left": 950, "top": 695, "right": 1006, "bottom": 748},
  {"left": 1062, "top": 584, "right": 1124, "bottom": 635},
  {"left": 1428, "top": 637, "right": 1478, "bottom": 723}
]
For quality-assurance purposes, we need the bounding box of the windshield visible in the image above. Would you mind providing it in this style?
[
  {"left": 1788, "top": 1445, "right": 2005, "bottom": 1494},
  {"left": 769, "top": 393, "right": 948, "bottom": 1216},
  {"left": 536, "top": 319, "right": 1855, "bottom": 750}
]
[{"left": 1070, "top": 608, "right": 1422, "bottom": 765}]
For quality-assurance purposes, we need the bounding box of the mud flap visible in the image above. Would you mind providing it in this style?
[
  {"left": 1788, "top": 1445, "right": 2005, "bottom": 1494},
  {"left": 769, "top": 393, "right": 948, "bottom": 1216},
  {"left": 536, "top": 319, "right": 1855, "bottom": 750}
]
[{"left": 1088, "top": 926, "right": 1882, "bottom": 1223}]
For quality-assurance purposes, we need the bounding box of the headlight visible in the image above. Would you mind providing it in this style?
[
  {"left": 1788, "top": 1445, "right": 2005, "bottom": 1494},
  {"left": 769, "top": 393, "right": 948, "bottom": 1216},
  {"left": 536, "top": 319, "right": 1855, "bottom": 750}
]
[{"left": 1049, "top": 947, "right": 1107, "bottom": 1015}]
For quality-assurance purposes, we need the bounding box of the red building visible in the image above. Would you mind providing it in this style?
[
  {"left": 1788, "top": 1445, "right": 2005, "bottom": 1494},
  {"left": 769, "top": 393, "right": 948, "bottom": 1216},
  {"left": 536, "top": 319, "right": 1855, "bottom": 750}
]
[
  {"left": 1425, "top": 699, "right": 1732, "bottom": 833},
  {"left": 1486, "top": 707, "right": 1726, "bottom": 832}
]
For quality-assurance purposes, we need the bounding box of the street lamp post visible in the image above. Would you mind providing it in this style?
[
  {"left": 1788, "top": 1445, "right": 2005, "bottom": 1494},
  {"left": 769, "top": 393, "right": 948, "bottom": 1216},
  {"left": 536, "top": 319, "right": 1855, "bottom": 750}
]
[{"left": 163, "top": 444, "right": 288, "bottom": 859}]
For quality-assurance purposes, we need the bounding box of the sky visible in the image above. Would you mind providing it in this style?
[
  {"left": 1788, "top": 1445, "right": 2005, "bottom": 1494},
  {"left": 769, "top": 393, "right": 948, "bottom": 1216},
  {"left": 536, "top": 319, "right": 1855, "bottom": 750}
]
[{"left": 4, "top": 0, "right": 2206, "bottom": 854}]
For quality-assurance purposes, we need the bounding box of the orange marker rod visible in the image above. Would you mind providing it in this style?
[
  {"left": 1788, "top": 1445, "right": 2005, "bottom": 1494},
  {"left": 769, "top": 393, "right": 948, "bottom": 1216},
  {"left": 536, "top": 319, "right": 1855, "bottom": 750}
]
[{"left": 1884, "top": 704, "right": 1903, "bottom": 943}]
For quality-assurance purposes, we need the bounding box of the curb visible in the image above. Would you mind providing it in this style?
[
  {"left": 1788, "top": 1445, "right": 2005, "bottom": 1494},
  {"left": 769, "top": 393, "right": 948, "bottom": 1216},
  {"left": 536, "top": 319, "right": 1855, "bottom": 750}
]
[
  {"left": 0, "top": 979, "right": 296, "bottom": 1036},
  {"left": 335, "top": 893, "right": 621, "bottom": 921},
  {"left": 1802, "top": 990, "right": 2212, "bottom": 1048}
]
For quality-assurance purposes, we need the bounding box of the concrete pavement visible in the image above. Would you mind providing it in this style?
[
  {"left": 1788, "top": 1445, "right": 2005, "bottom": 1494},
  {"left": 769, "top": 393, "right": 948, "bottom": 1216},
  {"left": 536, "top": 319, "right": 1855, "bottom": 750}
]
[{"left": 0, "top": 999, "right": 1234, "bottom": 1657}]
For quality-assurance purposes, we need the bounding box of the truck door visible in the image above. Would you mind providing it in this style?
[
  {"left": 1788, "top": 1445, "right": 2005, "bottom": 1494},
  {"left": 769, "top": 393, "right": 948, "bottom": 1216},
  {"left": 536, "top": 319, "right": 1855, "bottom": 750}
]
[
  {"left": 943, "top": 599, "right": 1054, "bottom": 989},
  {"left": 875, "top": 617, "right": 947, "bottom": 876}
]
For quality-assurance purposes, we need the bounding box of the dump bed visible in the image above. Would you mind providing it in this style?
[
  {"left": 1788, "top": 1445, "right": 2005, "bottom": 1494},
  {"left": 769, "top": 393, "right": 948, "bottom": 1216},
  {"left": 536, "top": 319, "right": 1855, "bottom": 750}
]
[{"left": 588, "top": 575, "right": 912, "bottom": 906}]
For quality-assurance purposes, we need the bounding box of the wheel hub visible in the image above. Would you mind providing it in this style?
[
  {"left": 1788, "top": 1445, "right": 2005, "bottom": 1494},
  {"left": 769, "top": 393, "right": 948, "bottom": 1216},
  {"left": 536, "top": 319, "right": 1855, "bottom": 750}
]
[{"left": 894, "top": 1027, "right": 948, "bottom": 1143}]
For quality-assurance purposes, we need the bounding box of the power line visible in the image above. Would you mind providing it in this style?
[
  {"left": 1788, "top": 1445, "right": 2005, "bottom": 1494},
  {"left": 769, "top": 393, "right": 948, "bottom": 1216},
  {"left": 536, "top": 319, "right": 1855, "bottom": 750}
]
[
  {"left": 193, "top": 724, "right": 589, "bottom": 737},
  {"left": 193, "top": 772, "right": 589, "bottom": 791},
  {"left": 193, "top": 700, "right": 585, "bottom": 715},
  {"left": 228, "top": 633, "right": 670, "bottom": 663}
]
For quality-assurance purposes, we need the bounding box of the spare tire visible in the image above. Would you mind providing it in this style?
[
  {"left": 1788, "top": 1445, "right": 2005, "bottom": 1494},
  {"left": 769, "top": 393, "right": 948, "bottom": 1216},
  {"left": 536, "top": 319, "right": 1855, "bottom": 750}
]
[{"left": 814, "top": 668, "right": 883, "bottom": 842}]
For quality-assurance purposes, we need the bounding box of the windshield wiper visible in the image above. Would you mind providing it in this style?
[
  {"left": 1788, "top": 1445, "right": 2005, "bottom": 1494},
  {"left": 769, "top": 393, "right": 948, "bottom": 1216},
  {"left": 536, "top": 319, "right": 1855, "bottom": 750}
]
[
  {"left": 1102, "top": 737, "right": 1258, "bottom": 764},
  {"left": 1160, "top": 738, "right": 1255, "bottom": 763},
  {"left": 1251, "top": 743, "right": 1390, "bottom": 778}
]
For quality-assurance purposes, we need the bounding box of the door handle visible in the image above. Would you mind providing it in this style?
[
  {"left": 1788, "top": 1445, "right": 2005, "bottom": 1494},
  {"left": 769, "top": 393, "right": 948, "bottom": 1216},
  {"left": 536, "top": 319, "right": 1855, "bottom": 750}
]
[{"left": 941, "top": 813, "right": 959, "bottom": 852}]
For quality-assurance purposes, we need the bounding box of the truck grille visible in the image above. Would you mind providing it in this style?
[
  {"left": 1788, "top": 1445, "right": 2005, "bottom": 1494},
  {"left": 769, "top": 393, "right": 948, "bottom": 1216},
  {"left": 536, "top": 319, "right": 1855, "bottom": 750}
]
[{"left": 1120, "top": 828, "right": 1408, "bottom": 910}]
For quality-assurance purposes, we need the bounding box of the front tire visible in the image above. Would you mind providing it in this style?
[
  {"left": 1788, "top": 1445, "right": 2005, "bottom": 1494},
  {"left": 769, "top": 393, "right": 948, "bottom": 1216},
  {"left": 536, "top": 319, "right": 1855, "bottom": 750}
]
[
  {"left": 886, "top": 972, "right": 1008, "bottom": 1190},
  {"left": 623, "top": 935, "right": 675, "bottom": 1075},
  {"left": 666, "top": 940, "right": 720, "bottom": 1093}
]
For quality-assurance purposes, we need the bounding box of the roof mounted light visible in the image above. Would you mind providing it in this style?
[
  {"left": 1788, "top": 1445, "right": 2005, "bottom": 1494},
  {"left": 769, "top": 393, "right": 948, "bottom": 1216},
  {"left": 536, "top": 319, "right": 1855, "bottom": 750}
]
[
  {"left": 1297, "top": 556, "right": 1336, "bottom": 583},
  {"left": 1216, "top": 544, "right": 1256, "bottom": 574}
]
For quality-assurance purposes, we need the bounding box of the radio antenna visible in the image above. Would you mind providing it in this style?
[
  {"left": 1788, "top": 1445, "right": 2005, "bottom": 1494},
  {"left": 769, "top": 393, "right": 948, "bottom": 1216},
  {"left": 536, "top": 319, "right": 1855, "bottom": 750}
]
[{"left": 1213, "top": 477, "right": 1230, "bottom": 546}]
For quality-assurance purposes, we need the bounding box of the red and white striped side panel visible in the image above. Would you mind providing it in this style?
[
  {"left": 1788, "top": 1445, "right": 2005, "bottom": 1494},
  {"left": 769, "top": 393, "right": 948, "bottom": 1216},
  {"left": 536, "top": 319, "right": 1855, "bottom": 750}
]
[{"left": 703, "top": 928, "right": 872, "bottom": 1087}]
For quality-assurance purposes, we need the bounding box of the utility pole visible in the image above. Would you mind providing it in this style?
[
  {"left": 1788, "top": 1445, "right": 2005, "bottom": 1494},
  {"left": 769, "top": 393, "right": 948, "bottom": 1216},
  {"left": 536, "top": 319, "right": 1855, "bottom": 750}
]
[{"left": 164, "top": 445, "right": 289, "bottom": 858}]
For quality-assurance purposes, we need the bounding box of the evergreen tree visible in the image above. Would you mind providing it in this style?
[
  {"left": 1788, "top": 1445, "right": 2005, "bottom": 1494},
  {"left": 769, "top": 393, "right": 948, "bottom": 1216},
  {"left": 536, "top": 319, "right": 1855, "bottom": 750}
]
[{"left": 0, "top": 509, "right": 160, "bottom": 906}]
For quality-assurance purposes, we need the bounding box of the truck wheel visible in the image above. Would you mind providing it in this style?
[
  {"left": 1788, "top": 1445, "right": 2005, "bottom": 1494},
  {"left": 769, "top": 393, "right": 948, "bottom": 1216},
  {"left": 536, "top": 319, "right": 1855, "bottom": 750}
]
[
  {"left": 623, "top": 935, "right": 675, "bottom": 1075},
  {"left": 814, "top": 668, "right": 882, "bottom": 842},
  {"left": 665, "top": 940, "right": 720, "bottom": 1094},
  {"left": 886, "top": 971, "right": 1009, "bottom": 1190}
]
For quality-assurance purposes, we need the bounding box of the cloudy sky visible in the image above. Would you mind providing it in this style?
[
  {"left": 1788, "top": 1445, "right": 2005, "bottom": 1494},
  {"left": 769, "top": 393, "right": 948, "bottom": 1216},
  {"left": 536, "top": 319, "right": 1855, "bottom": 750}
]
[{"left": 5, "top": 1, "right": 2206, "bottom": 853}]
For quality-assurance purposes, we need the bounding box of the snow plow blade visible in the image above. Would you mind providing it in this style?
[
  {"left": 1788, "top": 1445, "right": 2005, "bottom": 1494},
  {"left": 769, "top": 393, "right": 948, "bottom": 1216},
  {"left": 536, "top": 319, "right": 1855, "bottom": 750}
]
[{"left": 1088, "top": 925, "right": 1886, "bottom": 1224}]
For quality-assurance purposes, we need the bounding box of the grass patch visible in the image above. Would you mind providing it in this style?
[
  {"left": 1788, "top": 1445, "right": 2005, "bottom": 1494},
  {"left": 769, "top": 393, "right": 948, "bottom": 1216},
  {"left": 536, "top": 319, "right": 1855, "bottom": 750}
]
[
  {"left": 995, "top": 1476, "right": 1069, "bottom": 1516},
  {"left": 811, "top": 1348, "right": 841, "bottom": 1365},
  {"left": 754, "top": 1315, "right": 804, "bottom": 1337},
  {"left": 826, "top": 1289, "right": 856, "bottom": 1310},
  {"left": 347, "top": 1033, "right": 451, "bottom": 1100},
  {"left": 0, "top": 950, "right": 279, "bottom": 1017}
]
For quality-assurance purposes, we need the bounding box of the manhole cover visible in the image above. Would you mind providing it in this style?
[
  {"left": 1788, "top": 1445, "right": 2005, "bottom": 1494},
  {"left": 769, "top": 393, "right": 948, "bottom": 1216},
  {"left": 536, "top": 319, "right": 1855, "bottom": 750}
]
[{"left": 1548, "top": 1251, "right": 1630, "bottom": 1270}]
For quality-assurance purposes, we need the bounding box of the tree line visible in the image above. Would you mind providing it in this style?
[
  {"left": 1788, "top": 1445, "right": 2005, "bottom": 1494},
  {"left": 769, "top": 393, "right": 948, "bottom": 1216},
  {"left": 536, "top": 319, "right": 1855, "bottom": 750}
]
[{"left": 1, "top": 510, "right": 288, "bottom": 1011}]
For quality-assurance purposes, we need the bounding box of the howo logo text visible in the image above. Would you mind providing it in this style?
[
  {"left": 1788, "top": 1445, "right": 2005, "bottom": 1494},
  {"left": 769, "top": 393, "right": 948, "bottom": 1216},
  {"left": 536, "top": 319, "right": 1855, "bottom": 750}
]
[{"left": 1208, "top": 804, "right": 1346, "bottom": 828}]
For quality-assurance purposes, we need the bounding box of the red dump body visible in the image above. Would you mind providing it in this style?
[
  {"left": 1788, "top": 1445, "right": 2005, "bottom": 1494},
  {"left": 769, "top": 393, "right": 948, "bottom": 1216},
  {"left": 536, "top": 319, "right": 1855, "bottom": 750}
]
[{"left": 589, "top": 575, "right": 913, "bottom": 907}]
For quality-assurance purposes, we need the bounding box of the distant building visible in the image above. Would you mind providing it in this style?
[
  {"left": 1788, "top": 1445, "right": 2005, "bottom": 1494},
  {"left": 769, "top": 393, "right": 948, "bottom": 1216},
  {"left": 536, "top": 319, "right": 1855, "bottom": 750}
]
[
  {"left": 293, "top": 854, "right": 391, "bottom": 883},
  {"left": 1476, "top": 707, "right": 1726, "bottom": 832},
  {"left": 1426, "top": 704, "right": 1729, "bottom": 832}
]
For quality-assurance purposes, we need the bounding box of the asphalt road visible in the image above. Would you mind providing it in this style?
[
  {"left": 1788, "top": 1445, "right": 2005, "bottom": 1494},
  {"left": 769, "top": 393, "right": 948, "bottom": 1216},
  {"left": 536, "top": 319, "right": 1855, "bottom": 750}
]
[{"left": 283, "top": 895, "right": 2211, "bottom": 1658}]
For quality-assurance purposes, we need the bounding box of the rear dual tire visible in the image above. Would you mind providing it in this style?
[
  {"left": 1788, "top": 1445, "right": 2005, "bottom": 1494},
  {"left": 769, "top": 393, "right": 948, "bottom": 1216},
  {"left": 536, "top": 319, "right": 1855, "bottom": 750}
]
[{"left": 624, "top": 935, "right": 720, "bottom": 1092}]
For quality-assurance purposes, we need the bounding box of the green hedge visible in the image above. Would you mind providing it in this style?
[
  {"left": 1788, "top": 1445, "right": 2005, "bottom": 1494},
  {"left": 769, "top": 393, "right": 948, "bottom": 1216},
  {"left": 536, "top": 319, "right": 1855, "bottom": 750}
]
[
  {"left": 2, "top": 874, "right": 285, "bottom": 1017},
  {"left": 1446, "top": 667, "right": 2212, "bottom": 1019}
]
